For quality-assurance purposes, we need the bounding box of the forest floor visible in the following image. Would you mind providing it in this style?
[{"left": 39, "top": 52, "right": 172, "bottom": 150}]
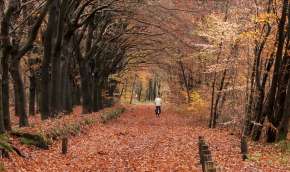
[{"left": 1, "top": 104, "right": 290, "bottom": 172}]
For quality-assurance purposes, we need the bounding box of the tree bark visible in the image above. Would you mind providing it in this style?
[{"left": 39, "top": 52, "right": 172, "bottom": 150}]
[
  {"left": 29, "top": 75, "right": 36, "bottom": 116},
  {"left": 79, "top": 60, "right": 92, "bottom": 114},
  {"left": 178, "top": 60, "right": 191, "bottom": 104},
  {"left": 41, "top": 0, "right": 57, "bottom": 120},
  {"left": 278, "top": 75, "right": 290, "bottom": 140},
  {"left": 50, "top": 0, "right": 69, "bottom": 116},
  {"left": 10, "top": 60, "right": 28, "bottom": 127},
  {"left": 130, "top": 75, "right": 137, "bottom": 104},
  {"left": 260, "top": 0, "right": 288, "bottom": 130},
  {"left": 0, "top": 57, "right": 5, "bottom": 133}
]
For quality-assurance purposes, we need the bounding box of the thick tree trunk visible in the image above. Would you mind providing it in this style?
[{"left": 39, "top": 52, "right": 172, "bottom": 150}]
[
  {"left": 0, "top": 2, "right": 5, "bottom": 133},
  {"left": 65, "top": 79, "right": 73, "bottom": 113},
  {"left": 50, "top": 55, "right": 62, "bottom": 116},
  {"left": 40, "top": 1, "right": 57, "bottom": 120},
  {"left": 98, "top": 82, "right": 103, "bottom": 109},
  {"left": 92, "top": 78, "right": 104, "bottom": 112},
  {"left": 2, "top": 54, "right": 11, "bottom": 131},
  {"left": 72, "top": 84, "right": 81, "bottom": 106},
  {"left": 10, "top": 60, "right": 29, "bottom": 127},
  {"left": 40, "top": 61, "right": 50, "bottom": 119},
  {"left": 92, "top": 79, "right": 98, "bottom": 112},
  {"left": 61, "top": 59, "right": 72, "bottom": 113},
  {"left": 79, "top": 61, "right": 92, "bottom": 114}
]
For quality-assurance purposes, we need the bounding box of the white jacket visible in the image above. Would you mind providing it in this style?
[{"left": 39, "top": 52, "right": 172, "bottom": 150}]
[{"left": 155, "top": 97, "right": 162, "bottom": 106}]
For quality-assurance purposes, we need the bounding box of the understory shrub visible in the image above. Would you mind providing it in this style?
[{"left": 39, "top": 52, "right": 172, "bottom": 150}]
[{"left": 101, "top": 107, "right": 126, "bottom": 123}]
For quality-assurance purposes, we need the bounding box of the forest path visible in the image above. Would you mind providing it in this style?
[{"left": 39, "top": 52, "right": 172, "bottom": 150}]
[
  {"left": 4, "top": 105, "right": 202, "bottom": 172},
  {"left": 4, "top": 105, "right": 290, "bottom": 172}
]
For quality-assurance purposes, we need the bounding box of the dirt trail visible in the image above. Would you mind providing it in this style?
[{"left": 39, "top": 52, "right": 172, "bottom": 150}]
[
  {"left": 4, "top": 105, "right": 202, "bottom": 172},
  {"left": 4, "top": 105, "right": 289, "bottom": 172}
]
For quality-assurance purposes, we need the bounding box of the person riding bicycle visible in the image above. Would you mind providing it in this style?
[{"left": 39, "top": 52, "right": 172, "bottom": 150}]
[{"left": 154, "top": 95, "right": 162, "bottom": 117}]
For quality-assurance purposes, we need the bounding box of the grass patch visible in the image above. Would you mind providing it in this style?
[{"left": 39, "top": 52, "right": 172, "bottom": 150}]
[
  {"left": 12, "top": 117, "right": 97, "bottom": 148},
  {"left": 278, "top": 140, "right": 290, "bottom": 153},
  {"left": 248, "top": 152, "right": 262, "bottom": 162},
  {"left": 12, "top": 107, "right": 122, "bottom": 149},
  {"left": 0, "top": 134, "right": 8, "bottom": 142},
  {"left": 48, "top": 118, "right": 96, "bottom": 140},
  {"left": 0, "top": 140, "right": 13, "bottom": 153},
  {"left": 48, "top": 123, "right": 81, "bottom": 140},
  {"left": 0, "top": 134, "right": 13, "bottom": 153},
  {"left": 11, "top": 131, "right": 50, "bottom": 149},
  {"left": 277, "top": 140, "right": 290, "bottom": 165},
  {"left": 279, "top": 155, "right": 290, "bottom": 165},
  {"left": 81, "top": 118, "right": 96, "bottom": 125},
  {"left": 20, "top": 137, "right": 38, "bottom": 146},
  {"left": 100, "top": 107, "right": 125, "bottom": 124}
]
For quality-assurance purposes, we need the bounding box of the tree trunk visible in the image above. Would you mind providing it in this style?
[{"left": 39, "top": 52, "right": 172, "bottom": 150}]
[
  {"left": 13, "top": 83, "right": 20, "bottom": 116},
  {"left": 209, "top": 74, "right": 216, "bottom": 128},
  {"left": 10, "top": 60, "right": 29, "bottom": 127},
  {"left": 179, "top": 60, "right": 191, "bottom": 103},
  {"left": 63, "top": 53, "right": 73, "bottom": 114},
  {"left": 130, "top": 75, "right": 137, "bottom": 104},
  {"left": 50, "top": 54, "right": 62, "bottom": 116},
  {"left": 66, "top": 79, "right": 73, "bottom": 113},
  {"left": 29, "top": 75, "right": 36, "bottom": 116},
  {"left": 72, "top": 84, "right": 81, "bottom": 106},
  {"left": 79, "top": 61, "right": 92, "bottom": 114},
  {"left": 259, "top": 0, "right": 288, "bottom": 134},
  {"left": 40, "top": 1, "right": 58, "bottom": 120},
  {"left": 212, "top": 69, "right": 228, "bottom": 128},
  {"left": 93, "top": 78, "right": 104, "bottom": 111},
  {"left": 278, "top": 44, "right": 290, "bottom": 141},
  {"left": 278, "top": 78, "right": 290, "bottom": 140},
  {"left": 0, "top": 67, "right": 5, "bottom": 133},
  {"left": 2, "top": 54, "right": 11, "bottom": 131}
]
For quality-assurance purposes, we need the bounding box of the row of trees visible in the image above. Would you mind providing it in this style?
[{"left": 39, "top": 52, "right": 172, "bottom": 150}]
[{"left": 0, "top": 0, "right": 146, "bottom": 133}]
